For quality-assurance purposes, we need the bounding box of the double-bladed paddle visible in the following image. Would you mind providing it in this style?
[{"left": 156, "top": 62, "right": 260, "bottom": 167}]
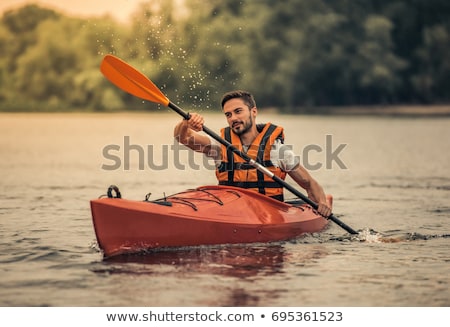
[{"left": 100, "top": 54, "right": 358, "bottom": 235}]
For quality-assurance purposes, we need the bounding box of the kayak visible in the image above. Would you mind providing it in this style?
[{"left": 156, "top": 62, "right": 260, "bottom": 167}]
[{"left": 90, "top": 185, "right": 329, "bottom": 257}]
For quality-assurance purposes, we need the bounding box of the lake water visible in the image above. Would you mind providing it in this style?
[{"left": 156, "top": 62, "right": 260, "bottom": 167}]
[{"left": 0, "top": 111, "right": 449, "bottom": 307}]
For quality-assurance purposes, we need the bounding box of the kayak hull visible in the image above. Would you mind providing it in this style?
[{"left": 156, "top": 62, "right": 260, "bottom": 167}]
[{"left": 90, "top": 185, "right": 328, "bottom": 257}]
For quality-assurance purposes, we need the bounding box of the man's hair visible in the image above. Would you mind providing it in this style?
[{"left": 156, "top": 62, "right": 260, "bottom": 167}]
[{"left": 221, "top": 90, "right": 256, "bottom": 109}]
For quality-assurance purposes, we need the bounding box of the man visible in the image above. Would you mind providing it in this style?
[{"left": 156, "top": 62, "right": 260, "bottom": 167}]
[{"left": 173, "top": 90, "right": 332, "bottom": 217}]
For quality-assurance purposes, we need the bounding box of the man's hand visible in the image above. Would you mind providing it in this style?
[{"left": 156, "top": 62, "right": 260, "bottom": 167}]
[
  {"left": 316, "top": 196, "right": 332, "bottom": 217},
  {"left": 186, "top": 113, "right": 204, "bottom": 132}
]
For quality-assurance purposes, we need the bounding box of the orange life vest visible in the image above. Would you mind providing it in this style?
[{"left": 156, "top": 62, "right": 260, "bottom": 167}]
[{"left": 215, "top": 123, "right": 287, "bottom": 201}]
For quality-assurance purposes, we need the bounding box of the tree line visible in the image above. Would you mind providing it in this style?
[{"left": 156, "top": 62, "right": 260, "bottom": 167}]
[{"left": 0, "top": 0, "right": 449, "bottom": 112}]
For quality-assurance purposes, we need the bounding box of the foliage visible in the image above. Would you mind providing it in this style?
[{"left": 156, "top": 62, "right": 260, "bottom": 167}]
[{"left": 0, "top": 0, "right": 448, "bottom": 112}]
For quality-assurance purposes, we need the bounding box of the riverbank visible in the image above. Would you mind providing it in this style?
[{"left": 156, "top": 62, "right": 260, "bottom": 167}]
[
  {"left": 2, "top": 104, "right": 450, "bottom": 116},
  {"left": 302, "top": 104, "right": 450, "bottom": 116}
]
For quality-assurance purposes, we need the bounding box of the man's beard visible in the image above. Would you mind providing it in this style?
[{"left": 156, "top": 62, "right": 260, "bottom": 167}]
[{"left": 232, "top": 115, "right": 253, "bottom": 136}]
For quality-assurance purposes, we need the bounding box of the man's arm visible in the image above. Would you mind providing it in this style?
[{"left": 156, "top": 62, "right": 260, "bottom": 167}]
[
  {"left": 173, "top": 113, "right": 216, "bottom": 155},
  {"left": 287, "top": 165, "right": 332, "bottom": 217},
  {"left": 271, "top": 140, "right": 332, "bottom": 216}
]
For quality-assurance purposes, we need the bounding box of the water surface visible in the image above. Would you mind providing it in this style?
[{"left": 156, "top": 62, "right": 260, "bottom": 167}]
[{"left": 0, "top": 112, "right": 449, "bottom": 306}]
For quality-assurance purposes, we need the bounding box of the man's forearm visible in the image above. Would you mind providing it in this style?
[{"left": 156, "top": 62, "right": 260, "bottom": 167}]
[{"left": 174, "top": 120, "right": 211, "bottom": 153}]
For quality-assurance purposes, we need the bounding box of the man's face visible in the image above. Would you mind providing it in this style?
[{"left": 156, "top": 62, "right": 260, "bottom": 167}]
[{"left": 223, "top": 98, "right": 257, "bottom": 136}]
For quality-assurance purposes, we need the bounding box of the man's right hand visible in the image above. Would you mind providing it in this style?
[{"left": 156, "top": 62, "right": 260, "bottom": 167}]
[{"left": 186, "top": 113, "right": 204, "bottom": 132}]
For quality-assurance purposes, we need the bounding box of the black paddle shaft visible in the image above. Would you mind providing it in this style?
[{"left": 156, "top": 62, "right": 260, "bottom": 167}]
[{"left": 169, "top": 102, "right": 358, "bottom": 235}]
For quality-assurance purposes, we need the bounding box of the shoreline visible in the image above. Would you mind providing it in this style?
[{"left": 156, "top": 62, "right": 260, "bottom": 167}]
[
  {"left": 295, "top": 104, "right": 450, "bottom": 116},
  {"left": 1, "top": 104, "right": 450, "bottom": 117}
]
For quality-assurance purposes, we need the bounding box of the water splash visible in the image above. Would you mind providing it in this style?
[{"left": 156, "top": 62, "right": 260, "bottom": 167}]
[
  {"left": 352, "top": 227, "right": 384, "bottom": 243},
  {"left": 89, "top": 240, "right": 101, "bottom": 253},
  {"left": 328, "top": 227, "right": 383, "bottom": 243}
]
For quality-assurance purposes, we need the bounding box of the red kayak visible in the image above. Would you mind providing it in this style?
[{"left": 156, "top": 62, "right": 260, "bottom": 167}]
[{"left": 90, "top": 185, "right": 329, "bottom": 257}]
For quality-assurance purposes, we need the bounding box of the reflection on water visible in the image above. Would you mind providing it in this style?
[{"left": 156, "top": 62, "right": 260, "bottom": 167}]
[
  {"left": 93, "top": 243, "right": 329, "bottom": 279},
  {"left": 90, "top": 243, "right": 331, "bottom": 306}
]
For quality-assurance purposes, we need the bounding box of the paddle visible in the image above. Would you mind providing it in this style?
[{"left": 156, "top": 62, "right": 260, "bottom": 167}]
[{"left": 100, "top": 54, "right": 358, "bottom": 235}]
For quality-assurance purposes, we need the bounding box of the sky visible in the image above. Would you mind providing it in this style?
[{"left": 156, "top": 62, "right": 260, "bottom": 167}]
[{"left": 0, "top": 0, "right": 145, "bottom": 23}]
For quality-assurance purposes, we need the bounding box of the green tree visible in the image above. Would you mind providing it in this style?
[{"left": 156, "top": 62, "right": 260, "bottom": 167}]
[
  {"left": 0, "top": 1, "right": 449, "bottom": 111},
  {"left": 1, "top": 5, "right": 59, "bottom": 70},
  {"left": 412, "top": 25, "right": 450, "bottom": 102},
  {"left": 0, "top": 23, "right": 14, "bottom": 101},
  {"left": 355, "top": 15, "right": 408, "bottom": 103}
]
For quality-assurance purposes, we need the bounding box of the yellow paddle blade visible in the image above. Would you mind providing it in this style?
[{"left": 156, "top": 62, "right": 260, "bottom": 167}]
[{"left": 100, "top": 54, "right": 170, "bottom": 107}]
